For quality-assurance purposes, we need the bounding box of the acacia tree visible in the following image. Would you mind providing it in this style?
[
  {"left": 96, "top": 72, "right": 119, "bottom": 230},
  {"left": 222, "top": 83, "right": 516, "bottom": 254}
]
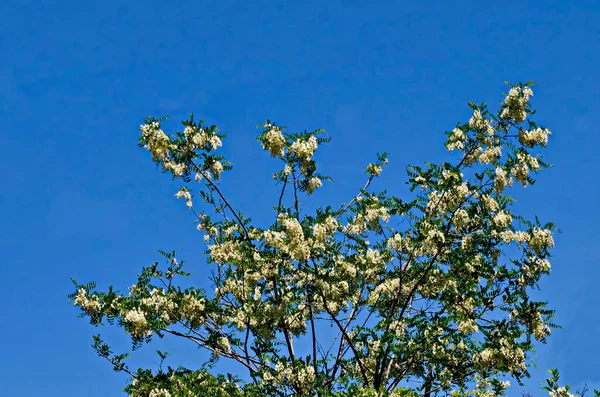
[{"left": 71, "top": 83, "right": 594, "bottom": 397}]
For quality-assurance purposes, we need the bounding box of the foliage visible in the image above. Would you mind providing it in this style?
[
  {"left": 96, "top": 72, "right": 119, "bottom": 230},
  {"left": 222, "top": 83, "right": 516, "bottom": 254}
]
[{"left": 70, "top": 83, "right": 595, "bottom": 397}]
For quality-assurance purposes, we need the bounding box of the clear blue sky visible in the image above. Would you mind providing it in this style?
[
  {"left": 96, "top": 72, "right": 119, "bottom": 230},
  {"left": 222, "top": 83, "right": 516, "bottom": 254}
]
[{"left": 1, "top": 0, "right": 598, "bottom": 395}]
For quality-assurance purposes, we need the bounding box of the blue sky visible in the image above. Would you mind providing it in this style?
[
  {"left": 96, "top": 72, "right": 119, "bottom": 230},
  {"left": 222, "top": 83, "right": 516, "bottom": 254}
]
[{"left": 1, "top": 0, "right": 598, "bottom": 395}]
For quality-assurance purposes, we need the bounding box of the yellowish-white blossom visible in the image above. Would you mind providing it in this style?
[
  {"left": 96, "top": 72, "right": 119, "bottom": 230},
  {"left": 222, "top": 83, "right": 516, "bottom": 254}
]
[
  {"left": 175, "top": 188, "right": 193, "bottom": 208},
  {"left": 306, "top": 176, "right": 322, "bottom": 194},
  {"left": 262, "top": 124, "right": 286, "bottom": 157}
]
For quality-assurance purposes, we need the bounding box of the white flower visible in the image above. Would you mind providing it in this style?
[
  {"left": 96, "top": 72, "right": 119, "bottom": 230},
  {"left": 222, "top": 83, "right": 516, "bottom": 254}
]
[
  {"left": 209, "top": 135, "right": 222, "bottom": 150},
  {"left": 290, "top": 136, "right": 318, "bottom": 160},
  {"left": 218, "top": 336, "right": 232, "bottom": 353},
  {"left": 479, "top": 146, "right": 502, "bottom": 164},
  {"left": 211, "top": 161, "right": 224, "bottom": 179},
  {"left": 366, "top": 163, "right": 383, "bottom": 176},
  {"left": 453, "top": 208, "right": 470, "bottom": 229},
  {"left": 446, "top": 128, "right": 467, "bottom": 152},
  {"left": 519, "top": 127, "right": 551, "bottom": 147},
  {"left": 457, "top": 319, "right": 479, "bottom": 334},
  {"left": 494, "top": 167, "right": 513, "bottom": 192},
  {"left": 387, "top": 233, "right": 404, "bottom": 251},
  {"left": 452, "top": 127, "right": 466, "bottom": 141},
  {"left": 74, "top": 289, "right": 102, "bottom": 313},
  {"left": 492, "top": 211, "right": 512, "bottom": 228},
  {"left": 533, "top": 321, "right": 551, "bottom": 341},
  {"left": 511, "top": 157, "right": 530, "bottom": 186},
  {"left": 164, "top": 161, "right": 186, "bottom": 177},
  {"left": 123, "top": 308, "right": 150, "bottom": 337},
  {"left": 262, "top": 126, "right": 286, "bottom": 157},
  {"left": 149, "top": 389, "right": 171, "bottom": 397},
  {"left": 209, "top": 240, "right": 244, "bottom": 263},
  {"left": 469, "top": 109, "right": 495, "bottom": 135},
  {"left": 140, "top": 122, "right": 172, "bottom": 161},
  {"left": 190, "top": 128, "right": 207, "bottom": 148},
  {"left": 500, "top": 86, "right": 532, "bottom": 122},
  {"left": 365, "top": 206, "right": 390, "bottom": 223},
  {"left": 175, "top": 188, "right": 193, "bottom": 208},
  {"left": 312, "top": 216, "right": 339, "bottom": 246},
  {"left": 306, "top": 177, "right": 322, "bottom": 194},
  {"left": 481, "top": 195, "right": 499, "bottom": 212},
  {"left": 527, "top": 227, "right": 554, "bottom": 254}
]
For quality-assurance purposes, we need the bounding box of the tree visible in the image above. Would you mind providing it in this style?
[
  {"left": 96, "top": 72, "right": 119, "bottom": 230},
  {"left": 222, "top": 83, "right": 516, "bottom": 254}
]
[{"left": 70, "top": 82, "right": 595, "bottom": 397}]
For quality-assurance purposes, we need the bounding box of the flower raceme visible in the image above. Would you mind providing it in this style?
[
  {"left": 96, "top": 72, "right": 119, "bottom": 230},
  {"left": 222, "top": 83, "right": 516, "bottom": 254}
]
[{"left": 70, "top": 82, "right": 581, "bottom": 397}]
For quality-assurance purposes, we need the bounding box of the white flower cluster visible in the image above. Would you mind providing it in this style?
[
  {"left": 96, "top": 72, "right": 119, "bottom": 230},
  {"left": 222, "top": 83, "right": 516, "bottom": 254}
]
[
  {"left": 510, "top": 153, "right": 539, "bottom": 186},
  {"left": 209, "top": 135, "right": 222, "bottom": 150},
  {"left": 312, "top": 216, "right": 339, "bottom": 248},
  {"left": 492, "top": 211, "right": 512, "bottom": 228},
  {"left": 140, "top": 121, "right": 224, "bottom": 181},
  {"left": 529, "top": 256, "right": 551, "bottom": 273},
  {"left": 74, "top": 288, "right": 102, "bottom": 313},
  {"left": 478, "top": 145, "right": 502, "bottom": 164},
  {"left": 414, "top": 175, "right": 428, "bottom": 189},
  {"left": 290, "top": 136, "right": 318, "bottom": 160},
  {"left": 426, "top": 182, "right": 471, "bottom": 217},
  {"left": 365, "top": 206, "right": 390, "bottom": 224},
  {"left": 180, "top": 294, "right": 206, "bottom": 326},
  {"left": 457, "top": 318, "right": 479, "bottom": 335},
  {"left": 532, "top": 312, "right": 551, "bottom": 341},
  {"left": 148, "top": 389, "right": 171, "bottom": 397},
  {"left": 549, "top": 387, "right": 576, "bottom": 397},
  {"left": 290, "top": 135, "right": 319, "bottom": 179},
  {"left": 280, "top": 216, "right": 310, "bottom": 260},
  {"left": 209, "top": 240, "right": 244, "bottom": 264},
  {"left": 345, "top": 203, "right": 390, "bottom": 234},
  {"left": 140, "top": 122, "right": 188, "bottom": 177},
  {"left": 458, "top": 377, "right": 511, "bottom": 397},
  {"left": 422, "top": 228, "right": 446, "bottom": 255},
  {"left": 446, "top": 127, "right": 467, "bottom": 152},
  {"left": 469, "top": 110, "right": 495, "bottom": 135},
  {"left": 528, "top": 227, "right": 554, "bottom": 255},
  {"left": 453, "top": 208, "right": 470, "bottom": 229},
  {"left": 387, "top": 233, "right": 411, "bottom": 253},
  {"left": 211, "top": 161, "right": 224, "bottom": 179},
  {"left": 140, "top": 288, "right": 177, "bottom": 323},
  {"left": 500, "top": 86, "right": 533, "bottom": 122},
  {"left": 194, "top": 172, "right": 205, "bottom": 183},
  {"left": 364, "top": 248, "right": 386, "bottom": 266},
  {"left": 494, "top": 167, "right": 513, "bottom": 193},
  {"left": 262, "top": 123, "right": 286, "bottom": 157},
  {"left": 481, "top": 195, "right": 499, "bottom": 212},
  {"left": 184, "top": 126, "right": 221, "bottom": 150},
  {"left": 289, "top": 363, "right": 316, "bottom": 393},
  {"left": 366, "top": 162, "right": 383, "bottom": 176},
  {"left": 306, "top": 176, "right": 322, "bottom": 194},
  {"left": 263, "top": 362, "right": 316, "bottom": 394},
  {"left": 175, "top": 188, "right": 192, "bottom": 208},
  {"left": 519, "top": 127, "right": 551, "bottom": 148},
  {"left": 123, "top": 308, "right": 150, "bottom": 338},
  {"left": 165, "top": 162, "right": 186, "bottom": 177},
  {"left": 140, "top": 122, "right": 172, "bottom": 161},
  {"left": 474, "top": 338, "right": 526, "bottom": 373},
  {"left": 217, "top": 336, "right": 232, "bottom": 354},
  {"left": 498, "top": 230, "right": 528, "bottom": 245},
  {"left": 263, "top": 215, "right": 311, "bottom": 261},
  {"left": 517, "top": 255, "right": 552, "bottom": 285}
]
